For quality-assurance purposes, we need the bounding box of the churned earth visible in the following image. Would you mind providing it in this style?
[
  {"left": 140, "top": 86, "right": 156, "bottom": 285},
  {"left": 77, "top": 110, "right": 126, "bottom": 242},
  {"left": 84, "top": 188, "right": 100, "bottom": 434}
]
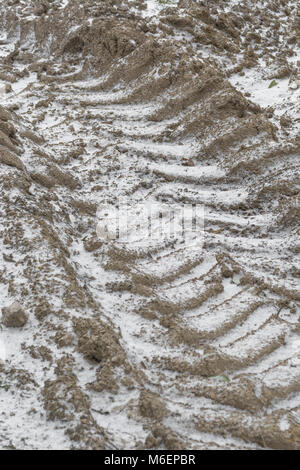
[{"left": 0, "top": 0, "right": 299, "bottom": 450}]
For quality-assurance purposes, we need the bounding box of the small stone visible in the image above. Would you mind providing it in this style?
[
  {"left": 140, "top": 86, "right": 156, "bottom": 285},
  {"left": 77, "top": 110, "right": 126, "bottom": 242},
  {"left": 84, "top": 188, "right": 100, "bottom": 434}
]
[
  {"left": 2, "top": 301, "right": 28, "bottom": 328},
  {"left": 182, "top": 158, "right": 195, "bottom": 167}
]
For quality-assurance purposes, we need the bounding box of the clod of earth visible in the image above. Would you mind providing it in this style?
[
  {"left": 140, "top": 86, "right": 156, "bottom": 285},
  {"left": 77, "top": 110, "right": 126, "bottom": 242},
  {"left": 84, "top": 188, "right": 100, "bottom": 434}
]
[{"left": 2, "top": 302, "right": 28, "bottom": 328}]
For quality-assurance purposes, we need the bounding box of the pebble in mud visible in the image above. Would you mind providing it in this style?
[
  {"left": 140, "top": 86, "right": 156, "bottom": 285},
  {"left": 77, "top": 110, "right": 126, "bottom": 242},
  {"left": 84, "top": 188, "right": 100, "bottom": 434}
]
[{"left": 2, "top": 301, "right": 28, "bottom": 328}]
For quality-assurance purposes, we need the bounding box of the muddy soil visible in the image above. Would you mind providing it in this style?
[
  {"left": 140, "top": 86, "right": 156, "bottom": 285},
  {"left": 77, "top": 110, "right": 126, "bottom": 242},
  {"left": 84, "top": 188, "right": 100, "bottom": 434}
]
[{"left": 0, "top": 0, "right": 299, "bottom": 450}]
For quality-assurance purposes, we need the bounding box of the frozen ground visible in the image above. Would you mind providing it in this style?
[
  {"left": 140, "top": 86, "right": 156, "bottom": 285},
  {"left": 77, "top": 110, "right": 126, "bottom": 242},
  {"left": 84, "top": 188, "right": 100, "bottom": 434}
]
[{"left": 0, "top": 0, "right": 299, "bottom": 450}]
